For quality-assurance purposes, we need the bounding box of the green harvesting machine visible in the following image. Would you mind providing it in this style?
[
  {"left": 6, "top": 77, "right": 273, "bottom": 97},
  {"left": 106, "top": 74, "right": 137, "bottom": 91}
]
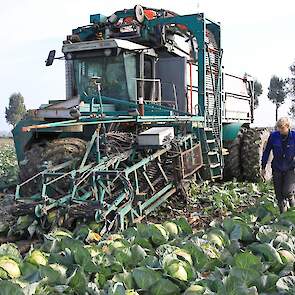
[{"left": 12, "top": 5, "right": 269, "bottom": 230}]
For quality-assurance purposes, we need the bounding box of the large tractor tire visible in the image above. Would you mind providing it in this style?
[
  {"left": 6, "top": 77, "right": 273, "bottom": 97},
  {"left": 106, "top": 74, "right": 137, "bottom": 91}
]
[
  {"left": 223, "top": 129, "right": 245, "bottom": 180},
  {"left": 19, "top": 138, "right": 87, "bottom": 197},
  {"left": 241, "top": 128, "right": 272, "bottom": 182}
]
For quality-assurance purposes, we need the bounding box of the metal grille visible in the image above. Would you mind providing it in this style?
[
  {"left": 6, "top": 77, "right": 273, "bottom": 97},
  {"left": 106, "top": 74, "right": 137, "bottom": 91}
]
[
  {"left": 65, "top": 60, "right": 74, "bottom": 99},
  {"left": 180, "top": 144, "right": 203, "bottom": 178}
]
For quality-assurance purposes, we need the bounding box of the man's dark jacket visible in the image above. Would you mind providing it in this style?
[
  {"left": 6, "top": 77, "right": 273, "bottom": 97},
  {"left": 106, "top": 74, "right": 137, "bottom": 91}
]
[{"left": 262, "top": 130, "right": 295, "bottom": 172}]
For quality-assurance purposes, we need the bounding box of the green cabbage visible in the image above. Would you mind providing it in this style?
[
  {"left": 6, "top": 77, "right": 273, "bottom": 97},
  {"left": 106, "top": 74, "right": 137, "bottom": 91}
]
[
  {"left": 26, "top": 250, "right": 47, "bottom": 266},
  {"left": 0, "top": 257, "right": 21, "bottom": 279}
]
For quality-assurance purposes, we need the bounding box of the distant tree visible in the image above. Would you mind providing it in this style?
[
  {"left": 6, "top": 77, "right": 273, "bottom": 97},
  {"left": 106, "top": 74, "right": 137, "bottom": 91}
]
[
  {"left": 289, "top": 62, "right": 295, "bottom": 94},
  {"left": 253, "top": 79, "right": 263, "bottom": 108},
  {"left": 5, "top": 93, "right": 26, "bottom": 127},
  {"left": 267, "top": 75, "right": 287, "bottom": 121},
  {"left": 287, "top": 61, "right": 295, "bottom": 118}
]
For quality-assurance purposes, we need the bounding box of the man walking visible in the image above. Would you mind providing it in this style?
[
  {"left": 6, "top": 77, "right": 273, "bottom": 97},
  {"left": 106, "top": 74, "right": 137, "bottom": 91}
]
[{"left": 262, "top": 117, "right": 295, "bottom": 213}]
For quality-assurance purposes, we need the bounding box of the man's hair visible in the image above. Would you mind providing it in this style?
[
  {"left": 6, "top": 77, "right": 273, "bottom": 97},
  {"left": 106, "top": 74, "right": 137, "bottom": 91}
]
[{"left": 276, "top": 117, "right": 291, "bottom": 129}]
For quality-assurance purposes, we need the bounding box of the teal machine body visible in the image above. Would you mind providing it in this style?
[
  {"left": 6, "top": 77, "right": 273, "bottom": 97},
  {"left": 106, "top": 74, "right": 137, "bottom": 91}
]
[{"left": 13, "top": 6, "right": 254, "bottom": 229}]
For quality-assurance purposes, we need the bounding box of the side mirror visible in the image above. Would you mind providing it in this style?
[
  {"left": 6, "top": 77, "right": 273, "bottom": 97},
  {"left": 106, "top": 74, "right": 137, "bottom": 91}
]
[{"left": 46, "top": 50, "right": 56, "bottom": 66}]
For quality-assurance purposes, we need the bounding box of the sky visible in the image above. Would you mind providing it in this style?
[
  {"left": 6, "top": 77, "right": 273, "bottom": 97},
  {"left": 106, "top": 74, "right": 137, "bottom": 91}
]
[{"left": 1, "top": 0, "right": 295, "bottom": 131}]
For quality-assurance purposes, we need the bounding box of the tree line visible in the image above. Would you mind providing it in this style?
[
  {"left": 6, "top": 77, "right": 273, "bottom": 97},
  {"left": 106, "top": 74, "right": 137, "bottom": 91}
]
[
  {"left": 5, "top": 93, "right": 26, "bottom": 127},
  {"left": 265, "top": 61, "right": 295, "bottom": 121}
]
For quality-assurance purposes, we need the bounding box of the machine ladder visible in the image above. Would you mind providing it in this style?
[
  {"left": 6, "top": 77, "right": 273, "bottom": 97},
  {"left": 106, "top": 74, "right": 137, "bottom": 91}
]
[{"left": 199, "top": 127, "right": 223, "bottom": 180}]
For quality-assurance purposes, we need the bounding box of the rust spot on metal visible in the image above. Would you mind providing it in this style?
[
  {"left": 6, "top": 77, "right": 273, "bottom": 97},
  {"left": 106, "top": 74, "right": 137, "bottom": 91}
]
[
  {"left": 180, "top": 143, "right": 203, "bottom": 178},
  {"left": 22, "top": 124, "right": 50, "bottom": 132},
  {"left": 21, "top": 127, "right": 31, "bottom": 132}
]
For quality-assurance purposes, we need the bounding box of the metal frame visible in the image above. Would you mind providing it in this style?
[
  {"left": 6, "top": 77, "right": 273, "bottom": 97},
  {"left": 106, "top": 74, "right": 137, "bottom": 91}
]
[
  {"left": 15, "top": 124, "right": 201, "bottom": 230},
  {"left": 146, "top": 14, "right": 207, "bottom": 117},
  {"left": 134, "top": 78, "right": 162, "bottom": 104}
]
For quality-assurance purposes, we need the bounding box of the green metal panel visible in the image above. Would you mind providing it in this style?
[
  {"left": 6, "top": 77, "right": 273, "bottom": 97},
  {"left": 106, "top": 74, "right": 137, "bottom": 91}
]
[{"left": 222, "top": 123, "right": 242, "bottom": 142}]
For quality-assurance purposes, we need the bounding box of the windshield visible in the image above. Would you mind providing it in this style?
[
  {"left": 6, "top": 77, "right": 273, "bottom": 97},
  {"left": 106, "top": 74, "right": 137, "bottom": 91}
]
[{"left": 73, "top": 52, "right": 136, "bottom": 100}]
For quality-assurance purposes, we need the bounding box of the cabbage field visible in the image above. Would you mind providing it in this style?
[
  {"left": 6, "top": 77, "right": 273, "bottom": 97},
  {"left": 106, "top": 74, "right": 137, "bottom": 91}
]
[
  {"left": 1, "top": 139, "right": 295, "bottom": 294},
  {"left": 0, "top": 138, "right": 18, "bottom": 191}
]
